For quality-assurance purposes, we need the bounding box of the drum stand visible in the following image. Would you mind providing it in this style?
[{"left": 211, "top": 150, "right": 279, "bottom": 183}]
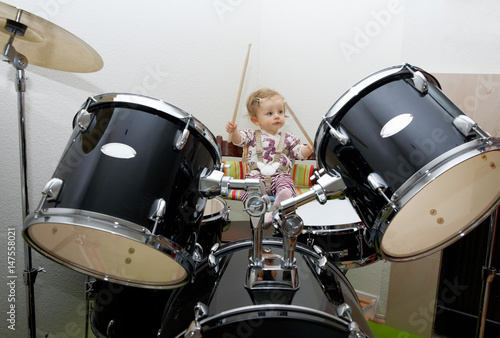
[
  {"left": 476, "top": 206, "right": 499, "bottom": 338},
  {"left": 2, "top": 17, "right": 44, "bottom": 338}
]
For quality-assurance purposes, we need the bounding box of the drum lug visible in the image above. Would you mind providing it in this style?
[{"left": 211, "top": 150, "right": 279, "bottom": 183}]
[
  {"left": 75, "top": 97, "right": 96, "bottom": 131},
  {"left": 175, "top": 115, "right": 192, "bottom": 151},
  {"left": 148, "top": 198, "right": 166, "bottom": 235},
  {"left": 453, "top": 115, "right": 491, "bottom": 139},
  {"left": 322, "top": 117, "right": 350, "bottom": 145},
  {"left": 336, "top": 303, "right": 367, "bottom": 338},
  {"left": 34, "top": 178, "right": 63, "bottom": 216},
  {"left": 410, "top": 70, "right": 428, "bottom": 94},
  {"left": 184, "top": 302, "right": 208, "bottom": 338},
  {"left": 312, "top": 245, "right": 328, "bottom": 271},
  {"left": 208, "top": 243, "right": 220, "bottom": 271},
  {"left": 368, "top": 173, "right": 397, "bottom": 209},
  {"left": 192, "top": 243, "right": 204, "bottom": 263}
]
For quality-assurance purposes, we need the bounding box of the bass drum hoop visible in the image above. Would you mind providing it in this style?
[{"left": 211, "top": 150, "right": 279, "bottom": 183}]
[
  {"left": 176, "top": 305, "right": 350, "bottom": 338},
  {"left": 23, "top": 208, "right": 193, "bottom": 289}
]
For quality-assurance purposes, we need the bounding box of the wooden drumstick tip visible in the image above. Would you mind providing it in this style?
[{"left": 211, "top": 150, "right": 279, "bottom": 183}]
[
  {"left": 284, "top": 101, "right": 313, "bottom": 146},
  {"left": 228, "top": 43, "right": 252, "bottom": 143}
]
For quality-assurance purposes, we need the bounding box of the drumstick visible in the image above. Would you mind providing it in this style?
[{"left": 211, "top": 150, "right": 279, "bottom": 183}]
[
  {"left": 285, "top": 101, "right": 313, "bottom": 145},
  {"left": 228, "top": 43, "right": 252, "bottom": 143}
]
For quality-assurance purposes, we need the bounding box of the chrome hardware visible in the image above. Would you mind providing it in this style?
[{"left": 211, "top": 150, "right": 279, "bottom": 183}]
[
  {"left": 2, "top": 16, "right": 28, "bottom": 70},
  {"left": 453, "top": 115, "right": 491, "bottom": 140},
  {"left": 75, "top": 97, "right": 97, "bottom": 131},
  {"left": 148, "top": 198, "right": 166, "bottom": 235},
  {"left": 184, "top": 302, "right": 209, "bottom": 338},
  {"left": 192, "top": 243, "right": 203, "bottom": 263},
  {"left": 175, "top": 115, "right": 192, "bottom": 151},
  {"left": 368, "top": 173, "right": 396, "bottom": 209},
  {"left": 208, "top": 243, "right": 220, "bottom": 270},
  {"left": 337, "top": 303, "right": 353, "bottom": 321},
  {"left": 34, "top": 178, "right": 63, "bottom": 215},
  {"left": 411, "top": 70, "right": 428, "bottom": 94},
  {"left": 281, "top": 214, "right": 303, "bottom": 269},
  {"left": 337, "top": 303, "right": 367, "bottom": 337},
  {"left": 367, "top": 172, "right": 388, "bottom": 192},
  {"left": 310, "top": 168, "right": 326, "bottom": 182},
  {"left": 323, "top": 117, "right": 350, "bottom": 145},
  {"left": 453, "top": 115, "right": 477, "bottom": 137},
  {"left": 313, "top": 245, "right": 328, "bottom": 271},
  {"left": 244, "top": 193, "right": 268, "bottom": 217}
]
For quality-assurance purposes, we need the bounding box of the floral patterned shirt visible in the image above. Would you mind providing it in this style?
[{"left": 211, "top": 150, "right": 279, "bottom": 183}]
[{"left": 234, "top": 128, "right": 307, "bottom": 175}]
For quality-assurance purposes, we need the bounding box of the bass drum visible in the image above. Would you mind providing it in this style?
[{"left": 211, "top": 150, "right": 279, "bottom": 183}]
[
  {"left": 158, "top": 238, "right": 374, "bottom": 338},
  {"left": 315, "top": 64, "right": 500, "bottom": 261},
  {"left": 23, "top": 93, "right": 222, "bottom": 289}
]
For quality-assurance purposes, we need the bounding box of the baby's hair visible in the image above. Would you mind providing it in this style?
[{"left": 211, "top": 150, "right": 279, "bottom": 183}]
[{"left": 246, "top": 88, "right": 284, "bottom": 117}]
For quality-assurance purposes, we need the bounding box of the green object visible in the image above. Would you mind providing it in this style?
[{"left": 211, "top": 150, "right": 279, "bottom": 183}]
[{"left": 368, "top": 321, "right": 424, "bottom": 338}]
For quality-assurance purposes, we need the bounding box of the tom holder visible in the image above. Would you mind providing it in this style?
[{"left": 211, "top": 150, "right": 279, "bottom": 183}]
[{"left": 200, "top": 168, "right": 346, "bottom": 300}]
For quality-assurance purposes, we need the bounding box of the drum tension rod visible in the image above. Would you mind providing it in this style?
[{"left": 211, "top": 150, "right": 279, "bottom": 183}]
[
  {"left": 185, "top": 302, "right": 209, "bottom": 338},
  {"left": 148, "top": 198, "right": 166, "bottom": 235},
  {"left": 322, "top": 117, "right": 350, "bottom": 145},
  {"left": 367, "top": 173, "right": 397, "bottom": 210}
]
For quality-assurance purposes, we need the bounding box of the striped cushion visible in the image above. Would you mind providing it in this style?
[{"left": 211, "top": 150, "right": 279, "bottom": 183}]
[
  {"left": 222, "top": 160, "right": 316, "bottom": 199},
  {"left": 292, "top": 164, "right": 315, "bottom": 191},
  {"left": 223, "top": 160, "right": 247, "bottom": 179}
]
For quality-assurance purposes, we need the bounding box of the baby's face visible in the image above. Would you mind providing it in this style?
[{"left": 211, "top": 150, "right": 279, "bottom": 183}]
[{"left": 251, "top": 95, "right": 285, "bottom": 135}]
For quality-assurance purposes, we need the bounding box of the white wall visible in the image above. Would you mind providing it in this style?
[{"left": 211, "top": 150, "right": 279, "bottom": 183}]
[{"left": 1, "top": 0, "right": 500, "bottom": 337}]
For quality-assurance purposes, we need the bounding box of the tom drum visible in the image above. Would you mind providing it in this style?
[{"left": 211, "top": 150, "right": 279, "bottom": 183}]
[{"left": 315, "top": 64, "right": 500, "bottom": 261}]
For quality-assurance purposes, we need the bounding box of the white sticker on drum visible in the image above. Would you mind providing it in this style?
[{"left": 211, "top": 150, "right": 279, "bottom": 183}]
[
  {"left": 380, "top": 113, "right": 413, "bottom": 138},
  {"left": 101, "top": 143, "right": 137, "bottom": 159}
]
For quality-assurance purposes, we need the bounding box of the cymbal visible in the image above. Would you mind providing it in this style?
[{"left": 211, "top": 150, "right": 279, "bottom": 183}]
[{"left": 0, "top": 1, "right": 103, "bottom": 73}]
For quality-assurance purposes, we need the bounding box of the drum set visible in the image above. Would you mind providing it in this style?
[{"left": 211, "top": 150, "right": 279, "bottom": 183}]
[{"left": 3, "top": 2, "right": 500, "bottom": 338}]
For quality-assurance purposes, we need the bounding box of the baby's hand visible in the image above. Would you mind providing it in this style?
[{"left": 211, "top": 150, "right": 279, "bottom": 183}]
[
  {"left": 226, "top": 121, "right": 237, "bottom": 133},
  {"left": 301, "top": 143, "right": 314, "bottom": 158}
]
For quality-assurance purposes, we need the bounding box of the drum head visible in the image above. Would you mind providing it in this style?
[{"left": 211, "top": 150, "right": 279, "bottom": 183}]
[
  {"left": 23, "top": 210, "right": 192, "bottom": 289},
  {"left": 202, "top": 197, "right": 228, "bottom": 224},
  {"left": 381, "top": 148, "right": 500, "bottom": 260}
]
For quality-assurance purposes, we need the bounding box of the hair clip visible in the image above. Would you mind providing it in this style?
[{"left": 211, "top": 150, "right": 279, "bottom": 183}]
[{"left": 253, "top": 97, "right": 262, "bottom": 103}]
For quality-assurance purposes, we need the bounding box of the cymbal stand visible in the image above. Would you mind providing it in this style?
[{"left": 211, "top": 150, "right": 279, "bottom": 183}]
[
  {"left": 476, "top": 206, "right": 499, "bottom": 338},
  {"left": 2, "top": 10, "right": 44, "bottom": 338}
]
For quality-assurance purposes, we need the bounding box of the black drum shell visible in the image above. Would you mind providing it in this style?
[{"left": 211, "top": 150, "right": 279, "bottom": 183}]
[
  {"left": 315, "top": 66, "right": 466, "bottom": 232},
  {"left": 45, "top": 95, "right": 221, "bottom": 252},
  {"left": 90, "top": 280, "right": 172, "bottom": 338}
]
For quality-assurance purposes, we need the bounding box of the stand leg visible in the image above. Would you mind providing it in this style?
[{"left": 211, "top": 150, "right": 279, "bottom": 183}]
[
  {"left": 14, "top": 67, "right": 38, "bottom": 338},
  {"left": 475, "top": 207, "right": 499, "bottom": 338}
]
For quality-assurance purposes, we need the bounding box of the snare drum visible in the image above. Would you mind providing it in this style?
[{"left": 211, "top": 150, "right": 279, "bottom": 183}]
[
  {"left": 315, "top": 64, "right": 500, "bottom": 261},
  {"left": 23, "top": 93, "right": 221, "bottom": 288},
  {"left": 158, "top": 239, "right": 374, "bottom": 338},
  {"left": 296, "top": 198, "right": 378, "bottom": 269},
  {"left": 197, "top": 196, "right": 230, "bottom": 255}
]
